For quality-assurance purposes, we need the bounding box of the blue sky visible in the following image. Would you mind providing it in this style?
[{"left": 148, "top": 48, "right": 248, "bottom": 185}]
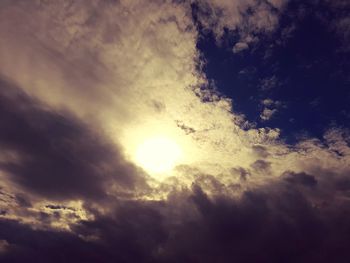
[{"left": 196, "top": 0, "right": 350, "bottom": 143}]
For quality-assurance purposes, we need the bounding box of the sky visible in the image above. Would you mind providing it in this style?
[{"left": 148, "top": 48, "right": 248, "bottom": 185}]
[{"left": 0, "top": 0, "right": 349, "bottom": 262}]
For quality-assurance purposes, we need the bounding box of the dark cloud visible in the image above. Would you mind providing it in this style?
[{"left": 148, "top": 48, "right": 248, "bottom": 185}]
[
  {"left": 2, "top": 176, "right": 350, "bottom": 262},
  {"left": 14, "top": 194, "right": 32, "bottom": 208},
  {"left": 252, "top": 145, "right": 270, "bottom": 158},
  {"left": 250, "top": 159, "right": 271, "bottom": 173},
  {"left": 231, "top": 166, "right": 251, "bottom": 181},
  {"left": 132, "top": 181, "right": 350, "bottom": 262},
  {"left": 335, "top": 178, "right": 350, "bottom": 191},
  {"left": 283, "top": 171, "right": 318, "bottom": 187},
  {"left": 0, "top": 219, "right": 111, "bottom": 263},
  {"left": 0, "top": 78, "right": 145, "bottom": 201}
]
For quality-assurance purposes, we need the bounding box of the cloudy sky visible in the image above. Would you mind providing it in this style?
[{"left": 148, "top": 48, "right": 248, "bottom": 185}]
[{"left": 0, "top": 0, "right": 349, "bottom": 262}]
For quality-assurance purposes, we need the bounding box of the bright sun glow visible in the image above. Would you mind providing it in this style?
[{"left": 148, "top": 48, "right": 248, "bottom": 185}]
[{"left": 135, "top": 137, "right": 182, "bottom": 174}]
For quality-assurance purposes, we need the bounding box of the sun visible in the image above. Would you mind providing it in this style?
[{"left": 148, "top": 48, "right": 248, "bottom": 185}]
[{"left": 135, "top": 136, "right": 182, "bottom": 174}]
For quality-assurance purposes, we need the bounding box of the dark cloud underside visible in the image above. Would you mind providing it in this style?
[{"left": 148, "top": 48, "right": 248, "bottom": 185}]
[{"left": 0, "top": 78, "right": 144, "bottom": 200}]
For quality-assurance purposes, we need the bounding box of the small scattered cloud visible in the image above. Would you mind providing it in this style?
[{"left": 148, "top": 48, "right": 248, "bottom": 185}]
[
  {"left": 262, "top": 98, "right": 274, "bottom": 106},
  {"left": 260, "top": 75, "right": 280, "bottom": 90},
  {"left": 260, "top": 108, "right": 278, "bottom": 121},
  {"left": 310, "top": 97, "right": 321, "bottom": 108},
  {"left": 276, "top": 23, "right": 297, "bottom": 46},
  {"left": 238, "top": 66, "right": 257, "bottom": 75},
  {"left": 232, "top": 42, "right": 249, "bottom": 53},
  {"left": 259, "top": 98, "right": 285, "bottom": 121}
]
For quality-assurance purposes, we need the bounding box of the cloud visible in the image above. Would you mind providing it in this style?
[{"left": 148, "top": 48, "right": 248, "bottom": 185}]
[
  {"left": 251, "top": 159, "right": 272, "bottom": 173},
  {"left": 195, "top": 0, "right": 288, "bottom": 37},
  {"left": 260, "top": 75, "right": 280, "bottom": 90},
  {"left": 262, "top": 98, "right": 275, "bottom": 106},
  {"left": 232, "top": 42, "right": 249, "bottom": 53},
  {"left": 277, "top": 23, "right": 297, "bottom": 45},
  {"left": 2, "top": 175, "right": 350, "bottom": 262},
  {"left": 0, "top": 1, "right": 349, "bottom": 262},
  {"left": 0, "top": 78, "right": 145, "bottom": 201},
  {"left": 260, "top": 98, "right": 285, "bottom": 121},
  {"left": 283, "top": 171, "right": 318, "bottom": 187},
  {"left": 252, "top": 145, "right": 270, "bottom": 158},
  {"left": 193, "top": 0, "right": 288, "bottom": 53},
  {"left": 313, "top": 0, "right": 350, "bottom": 52},
  {"left": 260, "top": 108, "right": 278, "bottom": 121},
  {"left": 332, "top": 16, "right": 350, "bottom": 51}
]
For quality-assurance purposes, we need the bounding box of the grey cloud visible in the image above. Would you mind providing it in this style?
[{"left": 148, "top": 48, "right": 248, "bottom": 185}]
[
  {"left": 283, "top": 171, "right": 318, "bottom": 187},
  {"left": 335, "top": 178, "right": 350, "bottom": 191},
  {"left": 0, "top": 78, "right": 145, "bottom": 201},
  {"left": 231, "top": 166, "right": 251, "bottom": 181},
  {"left": 252, "top": 145, "right": 270, "bottom": 158},
  {"left": 260, "top": 108, "right": 277, "bottom": 121},
  {"left": 251, "top": 159, "right": 271, "bottom": 173},
  {"left": 232, "top": 42, "right": 249, "bottom": 53},
  {"left": 194, "top": 0, "right": 288, "bottom": 45},
  {"left": 260, "top": 75, "right": 280, "bottom": 90},
  {"left": 1, "top": 171, "right": 350, "bottom": 262},
  {"left": 14, "top": 194, "right": 31, "bottom": 208},
  {"left": 328, "top": 2, "right": 350, "bottom": 33}
]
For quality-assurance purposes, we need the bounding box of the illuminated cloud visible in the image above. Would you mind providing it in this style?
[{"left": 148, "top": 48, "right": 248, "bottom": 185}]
[{"left": 260, "top": 108, "right": 277, "bottom": 121}]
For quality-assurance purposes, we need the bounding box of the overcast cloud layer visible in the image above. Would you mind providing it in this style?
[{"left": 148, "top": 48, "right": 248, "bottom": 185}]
[{"left": 0, "top": 0, "right": 350, "bottom": 262}]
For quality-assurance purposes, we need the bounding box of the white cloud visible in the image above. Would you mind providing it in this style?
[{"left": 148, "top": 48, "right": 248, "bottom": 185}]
[
  {"left": 0, "top": 0, "right": 290, "bottom": 178},
  {"left": 260, "top": 98, "right": 285, "bottom": 121},
  {"left": 260, "top": 108, "right": 278, "bottom": 121},
  {"left": 262, "top": 98, "right": 274, "bottom": 106},
  {"left": 233, "top": 42, "right": 249, "bottom": 53}
]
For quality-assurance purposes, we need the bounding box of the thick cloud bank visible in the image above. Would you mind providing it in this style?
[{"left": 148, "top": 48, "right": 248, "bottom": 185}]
[{"left": 0, "top": 0, "right": 350, "bottom": 262}]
